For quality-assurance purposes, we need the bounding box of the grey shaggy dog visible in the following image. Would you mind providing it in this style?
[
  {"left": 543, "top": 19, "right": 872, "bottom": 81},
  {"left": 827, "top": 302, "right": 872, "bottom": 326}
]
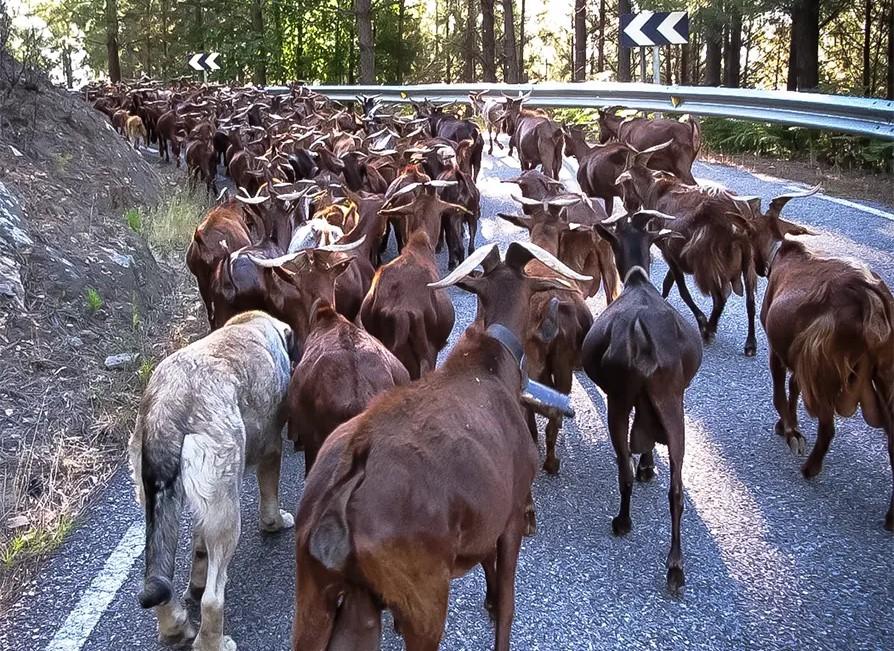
[{"left": 129, "top": 310, "right": 298, "bottom": 651}]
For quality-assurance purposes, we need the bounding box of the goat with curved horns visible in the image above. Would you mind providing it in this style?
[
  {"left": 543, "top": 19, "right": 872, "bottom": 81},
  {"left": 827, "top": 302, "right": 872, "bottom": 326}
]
[{"left": 293, "top": 241, "right": 588, "bottom": 651}]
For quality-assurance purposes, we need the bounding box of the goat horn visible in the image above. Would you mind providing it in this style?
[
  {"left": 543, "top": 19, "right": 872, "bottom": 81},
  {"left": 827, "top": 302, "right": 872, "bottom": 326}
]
[
  {"left": 246, "top": 251, "right": 304, "bottom": 268},
  {"left": 510, "top": 194, "right": 542, "bottom": 206},
  {"left": 508, "top": 241, "right": 592, "bottom": 282},
  {"left": 426, "top": 179, "right": 458, "bottom": 188},
  {"left": 318, "top": 234, "right": 366, "bottom": 252},
  {"left": 600, "top": 208, "right": 628, "bottom": 226},
  {"left": 545, "top": 196, "right": 581, "bottom": 208},
  {"left": 767, "top": 184, "right": 821, "bottom": 218},
  {"left": 428, "top": 243, "right": 498, "bottom": 288},
  {"left": 614, "top": 171, "right": 633, "bottom": 185},
  {"left": 235, "top": 194, "right": 269, "bottom": 205}
]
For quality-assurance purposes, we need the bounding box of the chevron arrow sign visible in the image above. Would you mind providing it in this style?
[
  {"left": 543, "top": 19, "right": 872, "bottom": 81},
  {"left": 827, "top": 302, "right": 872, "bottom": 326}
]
[
  {"left": 621, "top": 12, "right": 689, "bottom": 48},
  {"left": 188, "top": 52, "right": 221, "bottom": 72}
]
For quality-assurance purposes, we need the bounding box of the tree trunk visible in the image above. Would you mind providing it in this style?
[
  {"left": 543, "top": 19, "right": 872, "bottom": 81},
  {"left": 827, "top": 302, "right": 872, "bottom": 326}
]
[
  {"left": 463, "top": 0, "right": 476, "bottom": 81},
  {"left": 573, "top": 0, "right": 586, "bottom": 81},
  {"left": 888, "top": 0, "right": 894, "bottom": 99},
  {"left": 251, "top": 0, "right": 267, "bottom": 84},
  {"left": 786, "top": 24, "right": 797, "bottom": 90},
  {"left": 724, "top": 8, "right": 742, "bottom": 87},
  {"left": 502, "top": 0, "right": 519, "bottom": 82},
  {"left": 618, "top": 0, "right": 631, "bottom": 81},
  {"left": 791, "top": 0, "right": 820, "bottom": 90},
  {"left": 518, "top": 0, "right": 526, "bottom": 80},
  {"left": 481, "top": 0, "right": 497, "bottom": 81},
  {"left": 705, "top": 29, "right": 722, "bottom": 86},
  {"left": 355, "top": 0, "right": 374, "bottom": 82},
  {"left": 680, "top": 42, "right": 690, "bottom": 85},
  {"left": 665, "top": 44, "right": 672, "bottom": 83},
  {"left": 105, "top": 0, "right": 121, "bottom": 83},
  {"left": 597, "top": 0, "right": 606, "bottom": 72},
  {"left": 863, "top": 0, "right": 872, "bottom": 95},
  {"left": 62, "top": 45, "right": 74, "bottom": 88}
]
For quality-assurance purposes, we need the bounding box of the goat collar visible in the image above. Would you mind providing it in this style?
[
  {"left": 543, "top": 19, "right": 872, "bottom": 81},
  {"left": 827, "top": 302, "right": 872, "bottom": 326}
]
[
  {"left": 484, "top": 323, "right": 575, "bottom": 418},
  {"left": 623, "top": 265, "right": 649, "bottom": 284},
  {"left": 766, "top": 240, "right": 783, "bottom": 274},
  {"left": 485, "top": 323, "right": 524, "bottom": 365}
]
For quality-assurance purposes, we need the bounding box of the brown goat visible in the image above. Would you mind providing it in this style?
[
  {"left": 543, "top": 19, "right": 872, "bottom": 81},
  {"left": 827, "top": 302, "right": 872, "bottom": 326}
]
[
  {"left": 598, "top": 108, "right": 701, "bottom": 184},
  {"left": 125, "top": 115, "right": 148, "bottom": 150},
  {"left": 185, "top": 135, "right": 219, "bottom": 197},
  {"left": 360, "top": 229, "right": 455, "bottom": 379},
  {"left": 563, "top": 124, "right": 632, "bottom": 215},
  {"left": 247, "top": 248, "right": 409, "bottom": 474},
  {"left": 155, "top": 109, "right": 184, "bottom": 166},
  {"left": 185, "top": 200, "right": 253, "bottom": 327},
  {"left": 616, "top": 145, "right": 760, "bottom": 355},
  {"left": 582, "top": 210, "right": 703, "bottom": 592},
  {"left": 293, "top": 241, "right": 587, "bottom": 651},
  {"left": 502, "top": 95, "right": 564, "bottom": 179},
  {"left": 498, "top": 202, "right": 594, "bottom": 474},
  {"left": 752, "top": 190, "right": 894, "bottom": 530}
]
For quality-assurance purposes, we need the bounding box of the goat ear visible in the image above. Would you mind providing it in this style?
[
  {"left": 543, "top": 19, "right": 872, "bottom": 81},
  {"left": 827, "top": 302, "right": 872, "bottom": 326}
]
[
  {"left": 324, "top": 257, "right": 354, "bottom": 278},
  {"left": 594, "top": 222, "right": 619, "bottom": 246},
  {"left": 538, "top": 297, "right": 560, "bottom": 343},
  {"left": 779, "top": 218, "right": 817, "bottom": 237}
]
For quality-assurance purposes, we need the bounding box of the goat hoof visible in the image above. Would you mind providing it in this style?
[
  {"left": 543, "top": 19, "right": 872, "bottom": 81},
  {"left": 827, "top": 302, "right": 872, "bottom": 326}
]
[
  {"left": 524, "top": 507, "right": 538, "bottom": 537},
  {"left": 611, "top": 515, "right": 632, "bottom": 536},
  {"left": 484, "top": 598, "right": 497, "bottom": 622},
  {"left": 744, "top": 342, "right": 757, "bottom": 357},
  {"left": 158, "top": 616, "right": 196, "bottom": 646},
  {"left": 885, "top": 509, "right": 893, "bottom": 531},
  {"left": 636, "top": 465, "right": 655, "bottom": 482},
  {"left": 801, "top": 458, "right": 822, "bottom": 479},
  {"left": 542, "top": 457, "right": 560, "bottom": 475},
  {"left": 774, "top": 420, "right": 785, "bottom": 437},
  {"left": 788, "top": 433, "right": 806, "bottom": 456},
  {"left": 666, "top": 567, "right": 685, "bottom": 593}
]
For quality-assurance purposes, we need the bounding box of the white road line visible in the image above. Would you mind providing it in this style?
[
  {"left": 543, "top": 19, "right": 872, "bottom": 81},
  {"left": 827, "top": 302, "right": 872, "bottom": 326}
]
[
  {"left": 783, "top": 184, "right": 894, "bottom": 223},
  {"left": 45, "top": 521, "right": 145, "bottom": 651}
]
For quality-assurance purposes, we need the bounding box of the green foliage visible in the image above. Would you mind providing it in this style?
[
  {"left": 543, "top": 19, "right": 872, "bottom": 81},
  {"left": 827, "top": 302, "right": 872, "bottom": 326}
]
[
  {"left": 84, "top": 287, "right": 103, "bottom": 312},
  {"left": 1, "top": 517, "right": 73, "bottom": 567},
  {"left": 137, "top": 357, "right": 155, "bottom": 387},
  {"left": 701, "top": 117, "right": 894, "bottom": 173},
  {"left": 124, "top": 208, "right": 142, "bottom": 234}
]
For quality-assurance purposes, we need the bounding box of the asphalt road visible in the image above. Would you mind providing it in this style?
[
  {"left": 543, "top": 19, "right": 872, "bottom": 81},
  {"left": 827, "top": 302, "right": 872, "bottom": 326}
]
[{"left": 2, "top": 138, "right": 893, "bottom": 651}]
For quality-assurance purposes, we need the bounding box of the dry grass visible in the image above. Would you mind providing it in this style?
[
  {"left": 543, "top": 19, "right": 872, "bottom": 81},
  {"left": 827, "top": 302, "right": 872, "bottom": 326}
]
[
  {"left": 146, "top": 186, "right": 207, "bottom": 257},
  {"left": 0, "top": 184, "right": 207, "bottom": 613}
]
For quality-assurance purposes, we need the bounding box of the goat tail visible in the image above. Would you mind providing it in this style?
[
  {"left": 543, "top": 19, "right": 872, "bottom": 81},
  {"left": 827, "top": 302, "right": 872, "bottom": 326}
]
[
  {"left": 607, "top": 315, "right": 659, "bottom": 379},
  {"left": 792, "top": 312, "right": 849, "bottom": 417},
  {"left": 131, "top": 415, "right": 184, "bottom": 609}
]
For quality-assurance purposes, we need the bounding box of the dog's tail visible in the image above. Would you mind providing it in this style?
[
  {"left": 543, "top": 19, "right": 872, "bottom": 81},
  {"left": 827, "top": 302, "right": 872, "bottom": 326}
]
[{"left": 131, "top": 406, "right": 185, "bottom": 609}]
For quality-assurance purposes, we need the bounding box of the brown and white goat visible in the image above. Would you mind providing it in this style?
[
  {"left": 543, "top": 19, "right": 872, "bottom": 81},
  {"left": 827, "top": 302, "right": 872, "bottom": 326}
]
[
  {"left": 753, "top": 189, "right": 894, "bottom": 530},
  {"left": 293, "top": 242, "right": 588, "bottom": 651},
  {"left": 616, "top": 144, "right": 761, "bottom": 355},
  {"left": 563, "top": 123, "right": 632, "bottom": 215},
  {"left": 582, "top": 210, "right": 703, "bottom": 592}
]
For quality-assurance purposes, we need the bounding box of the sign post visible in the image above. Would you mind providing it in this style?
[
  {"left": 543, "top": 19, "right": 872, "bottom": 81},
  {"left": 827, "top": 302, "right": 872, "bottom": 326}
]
[{"left": 620, "top": 11, "right": 688, "bottom": 84}]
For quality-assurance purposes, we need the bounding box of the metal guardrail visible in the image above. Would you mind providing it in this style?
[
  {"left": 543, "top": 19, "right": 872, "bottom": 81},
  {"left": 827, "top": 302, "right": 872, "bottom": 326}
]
[{"left": 277, "top": 82, "right": 894, "bottom": 140}]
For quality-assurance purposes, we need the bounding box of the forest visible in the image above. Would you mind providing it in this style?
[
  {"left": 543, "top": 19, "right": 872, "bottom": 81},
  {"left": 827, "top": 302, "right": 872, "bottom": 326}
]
[{"left": 3, "top": 0, "right": 893, "bottom": 99}]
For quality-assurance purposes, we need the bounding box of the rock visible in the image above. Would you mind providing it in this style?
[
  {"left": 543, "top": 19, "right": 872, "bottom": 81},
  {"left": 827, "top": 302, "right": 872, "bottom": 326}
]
[
  {"left": 104, "top": 352, "right": 139, "bottom": 369},
  {"left": 109, "top": 252, "right": 135, "bottom": 268},
  {"left": 68, "top": 336, "right": 84, "bottom": 348},
  {"left": 7, "top": 515, "right": 29, "bottom": 529}
]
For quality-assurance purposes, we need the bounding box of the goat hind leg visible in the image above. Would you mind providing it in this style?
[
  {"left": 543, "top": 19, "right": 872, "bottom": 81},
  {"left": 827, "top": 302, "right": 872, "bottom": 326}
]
[
  {"left": 771, "top": 352, "right": 805, "bottom": 454},
  {"left": 494, "top": 520, "right": 524, "bottom": 651},
  {"left": 661, "top": 270, "right": 674, "bottom": 299},
  {"left": 661, "top": 397, "right": 686, "bottom": 593},
  {"left": 669, "top": 262, "right": 708, "bottom": 336},
  {"left": 543, "top": 415, "right": 562, "bottom": 475},
  {"left": 608, "top": 399, "right": 634, "bottom": 535},
  {"left": 802, "top": 416, "right": 835, "bottom": 478},
  {"left": 636, "top": 448, "right": 656, "bottom": 482},
  {"left": 481, "top": 551, "right": 498, "bottom": 621},
  {"left": 705, "top": 290, "right": 727, "bottom": 344}
]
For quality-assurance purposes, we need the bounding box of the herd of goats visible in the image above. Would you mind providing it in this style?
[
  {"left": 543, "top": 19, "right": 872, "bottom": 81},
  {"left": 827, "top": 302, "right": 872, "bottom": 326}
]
[{"left": 83, "top": 80, "right": 894, "bottom": 651}]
